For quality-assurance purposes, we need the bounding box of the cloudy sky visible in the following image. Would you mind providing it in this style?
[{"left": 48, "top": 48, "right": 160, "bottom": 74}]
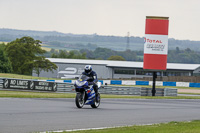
[{"left": 0, "top": 0, "right": 200, "bottom": 41}]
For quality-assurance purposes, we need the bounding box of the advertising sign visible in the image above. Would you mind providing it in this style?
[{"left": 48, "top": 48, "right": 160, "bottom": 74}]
[
  {"left": 143, "top": 16, "right": 169, "bottom": 70},
  {"left": 3, "top": 79, "right": 57, "bottom": 92},
  {"left": 58, "top": 67, "right": 84, "bottom": 79}
]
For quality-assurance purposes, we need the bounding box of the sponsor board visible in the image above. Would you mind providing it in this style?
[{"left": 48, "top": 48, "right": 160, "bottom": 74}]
[
  {"left": 3, "top": 79, "right": 57, "bottom": 91},
  {"left": 143, "top": 16, "right": 169, "bottom": 70},
  {"left": 144, "top": 34, "right": 168, "bottom": 55}
]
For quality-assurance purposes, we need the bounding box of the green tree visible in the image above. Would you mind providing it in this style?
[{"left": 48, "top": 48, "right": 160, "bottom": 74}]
[
  {"left": 50, "top": 50, "right": 87, "bottom": 59},
  {"left": 5, "top": 36, "right": 57, "bottom": 75},
  {"left": 107, "top": 55, "right": 126, "bottom": 61},
  {"left": 58, "top": 50, "right": 68, "bottom": 58},
  {"left": 51, "top": 53, "right": 58, "bottom": 58},
  {"left": 0, "top": 43, "right": 12, "bottom": 73},
  {"left": 33, "top": 57, "right": 58, "bottom": 77}
]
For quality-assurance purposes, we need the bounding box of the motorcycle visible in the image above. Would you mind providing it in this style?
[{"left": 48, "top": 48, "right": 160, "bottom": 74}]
[{"left": 74, "top": 74, "right": 101, "bottom": 108}]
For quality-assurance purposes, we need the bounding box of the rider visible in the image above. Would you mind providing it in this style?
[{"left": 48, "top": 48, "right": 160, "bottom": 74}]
[{"left": 82, "top": 65, "right": 98, "bottom": 97}]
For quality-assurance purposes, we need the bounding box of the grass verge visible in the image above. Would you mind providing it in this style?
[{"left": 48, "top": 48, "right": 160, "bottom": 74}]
[
  {"left": 179, "top": 92, "right": 200, "bottom": 95},
  {"left": 1, "top": 90, "right": 200, "bottom": 99},
  {"left": 0, "top": 90, "right": 75, "bottom": 98},
  {"left": 0, "top": 73, "right": 58, "bottom": 80},
  {"left": 59, "top": 120, "right": 200, "bottom": 133}
]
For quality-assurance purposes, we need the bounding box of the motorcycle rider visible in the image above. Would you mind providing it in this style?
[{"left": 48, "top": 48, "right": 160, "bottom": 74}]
[{"left": 82, "top": 65, "right": 98, "bottom": 98}]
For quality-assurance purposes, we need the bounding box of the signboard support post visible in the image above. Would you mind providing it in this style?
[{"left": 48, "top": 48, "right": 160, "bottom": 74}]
[{"left": 152, "top": 72, "right": 157, "bottom": 96}]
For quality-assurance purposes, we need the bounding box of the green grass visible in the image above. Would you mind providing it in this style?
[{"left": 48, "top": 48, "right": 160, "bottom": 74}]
[
  {"left": 0, "top": 73, "right": 59, "bottom": 80},
  {"left": 1, "top": 90, "right": 200, "bottom": 99},
  {"left": 60, "top": 120, "right": 200, "bottom": 133},
  {"left": 0, "top": 90, "right": 75, "bottom": 98},
  {"left": 179, "top": 92, "right": 200, "bottom": 95}
]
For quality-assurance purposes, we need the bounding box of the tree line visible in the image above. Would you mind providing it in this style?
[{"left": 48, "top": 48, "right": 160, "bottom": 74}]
[
  {"left": 1, "top": 28, "right": 200, "bottom": 52},
  {"left": 48, "top": 47, "right": 200, "bottom": 64}
]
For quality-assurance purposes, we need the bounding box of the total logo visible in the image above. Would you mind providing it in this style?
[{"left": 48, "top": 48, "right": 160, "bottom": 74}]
[{"left": 144, "top": 37, "right": 163, "bottom": 43}]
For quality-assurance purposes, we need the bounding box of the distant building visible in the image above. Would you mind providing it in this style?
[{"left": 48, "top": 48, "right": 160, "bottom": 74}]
[{"left": 32, "top": 58, "right": 200, "bottom": 79}]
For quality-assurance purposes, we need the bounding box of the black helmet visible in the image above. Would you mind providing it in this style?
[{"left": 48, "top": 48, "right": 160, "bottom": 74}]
[{"left": 84, "top": 65, "right": 92, "bottom": 73}]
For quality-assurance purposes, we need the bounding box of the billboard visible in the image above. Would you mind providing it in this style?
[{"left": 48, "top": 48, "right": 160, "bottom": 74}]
[
  {"left": 3, "top": 79, "right": 57, "bottom": 91},
  {"left": 143, "top": 16, "right": 169, "bottom": 70}
]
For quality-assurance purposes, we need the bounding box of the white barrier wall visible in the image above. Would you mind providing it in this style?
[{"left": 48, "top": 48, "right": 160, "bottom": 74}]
[
  {"left": 122, "top": 80, "right": 136, "bottom": 85},
  {"left": 149, "top": 81, "right": 163, "bottom": 86},
  {"left": 176, "top": 82, "right": 190, "bottom": 87}
]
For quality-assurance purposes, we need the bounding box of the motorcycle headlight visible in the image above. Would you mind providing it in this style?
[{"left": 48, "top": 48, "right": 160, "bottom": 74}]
[{"left": 75, "top": 81, "right": 87, "bottom": 87}]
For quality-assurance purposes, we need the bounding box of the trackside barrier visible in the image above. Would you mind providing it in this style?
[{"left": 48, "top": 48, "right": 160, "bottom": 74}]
[
  {"left": 140, "top": 88, "right": 177, "bottom": 96},
  {"left": 56, "top": 83, "right": 177, "bottom": 96},
  {"left": 57, "top": 83, "right": 74, "bottom": 93},
  {"left": 1, "top": 78, "right": 200, "bottom": 88},
  {"left": 0, "top": 78, "right": 177, "bottom": 96},
  {"left": 164, "top": 88, "right": 177, "bottom": 96},
  {"left": 141, "top": 88, "right": 164, "bottom": 96},
  {"left": 0, "top": 78, "right": 3, "bottom": 90},
  {"left": 44, "top": 80, "right": 200, "bottom": 88},
  {"left": 100, "top": 86, "right": 141, "bottom": 95}
]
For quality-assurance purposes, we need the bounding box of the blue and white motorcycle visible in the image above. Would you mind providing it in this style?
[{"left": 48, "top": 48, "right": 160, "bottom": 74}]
[{"left": 74, "top": 75, "right": 101, "bottom": 108}]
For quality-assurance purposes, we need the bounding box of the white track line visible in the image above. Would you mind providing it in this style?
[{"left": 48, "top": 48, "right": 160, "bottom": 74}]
[
  {"left": 40, "top": 121, "right": 193, "bottom": 133},
  {"left": 40, "top": 123, "right": 158, "bottom": 133}
]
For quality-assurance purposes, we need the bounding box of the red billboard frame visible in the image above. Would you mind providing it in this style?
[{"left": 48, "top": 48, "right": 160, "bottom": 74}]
[{"left": 143, "top": 16, "right": 169, "bottom": 70}]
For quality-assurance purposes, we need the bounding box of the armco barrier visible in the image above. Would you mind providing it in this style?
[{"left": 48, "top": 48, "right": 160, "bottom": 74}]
[
  {"left": 0, "top": 78, "right": 177, "bottom": 96},
  {"left": 44, "top": 80, "right": 200, "bottom": 88},
  {"left": 164, "top": 88, "right": 177, "bottom": 96},
  {"left": 57, "top": 83, "right": 74, "bottom": 92},
  {"left": 0, "top": 78, "right": 3, "bottom": 90},
  {"left": 141, "top": 88, "right": 177, "bottom": 96},
  {"left": 56, "top": 83, "right": 177, "bottom": 96},
  {"left": 141, "top": 88, "right": 164, "bottom": 96},
  {"left": 100, "top": 86, "right": 141, "bottom": 95}
]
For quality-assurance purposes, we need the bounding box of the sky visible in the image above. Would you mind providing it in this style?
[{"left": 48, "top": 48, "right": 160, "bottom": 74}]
[{"left": 0, "top": 0, "right": 200, "bottom": 41}]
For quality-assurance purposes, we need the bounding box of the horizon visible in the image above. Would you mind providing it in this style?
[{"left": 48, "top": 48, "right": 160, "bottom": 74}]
[
  {"left": 0, "top": 28, "right": 198, "bottom": 42},
  {"left": 0, "top": 0, "right": 200, "bottom": 41}
]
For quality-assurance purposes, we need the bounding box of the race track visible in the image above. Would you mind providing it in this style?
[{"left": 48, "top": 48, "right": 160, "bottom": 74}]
[{"left": 0, "top": 98, "right": 200, "bottom": 133}]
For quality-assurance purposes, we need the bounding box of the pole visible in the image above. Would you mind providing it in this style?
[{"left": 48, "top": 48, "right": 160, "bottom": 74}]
[{"left": 152, "top": 72, "right": 157, "bottom": 96}]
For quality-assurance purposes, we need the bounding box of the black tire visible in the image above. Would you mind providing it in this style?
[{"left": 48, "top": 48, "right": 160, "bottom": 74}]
[
  {"left": 75, "top": 93, "right": 85, "bottom": 108},
  {"left": 91, "top": 93, "right": 100, "bottom": 108}
]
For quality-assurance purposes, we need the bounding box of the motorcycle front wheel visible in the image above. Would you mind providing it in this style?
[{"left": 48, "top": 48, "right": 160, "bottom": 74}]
[
  {"left": 91, "top": 93, "right": 100, "bottom": 108},
  {"left": 75, "top": 92, "right": 85, "bottom": 108}
]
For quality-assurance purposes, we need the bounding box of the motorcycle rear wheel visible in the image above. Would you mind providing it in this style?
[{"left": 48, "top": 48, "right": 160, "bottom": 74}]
[
  {"left": 91, "top": 93, "right": 100, "bottom": 108},
  {"left": 75, "top": 92, "right": 85, "bottom": 108}
]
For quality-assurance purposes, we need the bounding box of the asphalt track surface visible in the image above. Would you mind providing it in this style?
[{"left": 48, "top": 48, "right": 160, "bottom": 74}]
[{"left": 1, "top": 98, "right": 200, "bottom": 133}]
